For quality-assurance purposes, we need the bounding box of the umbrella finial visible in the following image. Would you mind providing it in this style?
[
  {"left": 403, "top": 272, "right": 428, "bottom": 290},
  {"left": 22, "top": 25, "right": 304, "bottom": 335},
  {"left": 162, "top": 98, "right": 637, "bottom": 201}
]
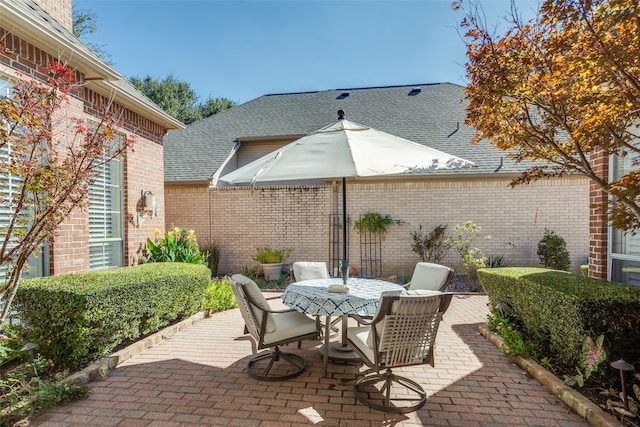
[{"left": 337, "top": 110, "right": 345, "bottom": 120}]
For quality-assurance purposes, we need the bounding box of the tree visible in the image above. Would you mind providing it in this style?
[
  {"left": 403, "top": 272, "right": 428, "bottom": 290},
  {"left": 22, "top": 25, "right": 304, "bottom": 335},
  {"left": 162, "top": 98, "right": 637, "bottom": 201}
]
[
  {"left": 200, "top": 96, "right": 236, "bottom": 118},
  {"left": 0, "top": 61, "right": 134, "bottom": 324},
  {"left": 130, "top": 74, "right": 200, "bottom": 125},
  {"left": 130, "top": 74, "right": 235, "bottom": 125},
  {"left": 72, "top": 5, "right": 114, "bottom": 65},
  {"left": 456, "top": 0, "right": 640, "bottom": 231}
]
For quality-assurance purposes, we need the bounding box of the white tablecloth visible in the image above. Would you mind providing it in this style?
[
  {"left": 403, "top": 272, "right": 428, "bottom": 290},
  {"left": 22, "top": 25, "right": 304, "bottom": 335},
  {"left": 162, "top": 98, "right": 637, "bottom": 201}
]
[{"left": 281, "top": 278, "right": 404, "bottom": 316}]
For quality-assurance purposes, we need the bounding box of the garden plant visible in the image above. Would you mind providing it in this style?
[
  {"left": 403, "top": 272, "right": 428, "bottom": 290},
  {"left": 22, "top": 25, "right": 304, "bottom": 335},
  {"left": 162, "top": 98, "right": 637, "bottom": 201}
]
[
  {"left": 143, "top": 227, "right": 208, "bottom": 265},
  {"left": 537, "top": 228, "right": 571, "bottom": 271},
  {"left": 410, "top": 224, "right": 451, "bottom": 264}
]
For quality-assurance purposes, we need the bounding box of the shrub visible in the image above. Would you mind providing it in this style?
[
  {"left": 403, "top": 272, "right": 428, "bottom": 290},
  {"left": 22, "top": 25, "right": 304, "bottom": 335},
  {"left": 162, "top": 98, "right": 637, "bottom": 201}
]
[
  {"left": 478, "top": 267, "right": 640, "bottom": 366},
  {"left": 410, "top": 224, "right": 451, "bottom": 263},
  {"left": 537, "top": 228, "right": 571, "bottom": 271},
  {"left": 449, "top": 221, "right": 491, "bottom": 289},
  {"left": 580, "top": 264, "right": 588, "bottom": 277},
  {"left": 488, "top": 310, "right": 539, "bottom": 358},
  {"left": 201, "top": 241, "right": 220, "bottom": 277},
  {"left": 143, "top": 227, "right": 208, "bottom": 265},
  {"left": 487, "top": 255, "right": 512, "bottom": 268},
  {"left": 203, "top": 277, "right": 237, "bottom": 313},
  {"left": 13, "top": 263, "right": 211, "bottom": 370}
]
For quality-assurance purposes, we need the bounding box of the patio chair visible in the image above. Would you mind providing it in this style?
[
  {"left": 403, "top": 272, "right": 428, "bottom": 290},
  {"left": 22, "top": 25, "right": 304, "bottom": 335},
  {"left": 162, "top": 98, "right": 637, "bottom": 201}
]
[
  {"left": 405, "top": 262, "right": 454, "bottom": 292},
  {"left": 346, "top": 291, "right": 453, "bottom": 413},
  {"left": 292, "top": 261, "right": 330, "bottom": 281},
  {"left": 291, "top": 262, "right": 339, "bottom": 336},
  {"left": 229, "top": 274, "right": 320, "bottom": 381}
]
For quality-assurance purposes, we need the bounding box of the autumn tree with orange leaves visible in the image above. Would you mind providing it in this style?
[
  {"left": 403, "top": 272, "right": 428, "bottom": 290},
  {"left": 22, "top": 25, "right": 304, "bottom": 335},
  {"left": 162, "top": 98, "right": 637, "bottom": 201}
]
[
  {"left": 456, "top": 0, "right": 640, "bottom": 231},
  {"left": 0, "top": 61, "right": 134, "bottom": 323}
]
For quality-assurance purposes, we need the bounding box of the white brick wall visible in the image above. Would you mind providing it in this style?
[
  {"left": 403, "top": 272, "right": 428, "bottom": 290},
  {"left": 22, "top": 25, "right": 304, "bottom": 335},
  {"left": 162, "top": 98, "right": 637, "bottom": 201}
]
[{"left": 166, "top": 175, "right": 590, "bottom": 277}]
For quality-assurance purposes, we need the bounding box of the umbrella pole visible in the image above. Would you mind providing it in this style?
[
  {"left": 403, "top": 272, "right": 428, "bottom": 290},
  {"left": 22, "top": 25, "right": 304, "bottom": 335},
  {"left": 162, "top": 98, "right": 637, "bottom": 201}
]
[{"left": 340, "top": 177, "right": 349, "bottom": 284}]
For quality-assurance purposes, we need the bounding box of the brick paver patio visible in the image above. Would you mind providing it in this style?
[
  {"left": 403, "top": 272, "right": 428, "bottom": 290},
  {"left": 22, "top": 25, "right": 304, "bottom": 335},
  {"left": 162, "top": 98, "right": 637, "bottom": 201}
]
[{"left": 30, "top": 294, "right": 588, "bottom": 426}]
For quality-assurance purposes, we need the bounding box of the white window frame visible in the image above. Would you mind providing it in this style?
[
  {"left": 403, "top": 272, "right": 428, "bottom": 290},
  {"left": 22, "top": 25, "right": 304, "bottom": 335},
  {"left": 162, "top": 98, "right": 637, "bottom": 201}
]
[
  {"left": 88, "top": 127, "right": 125, "bottom": 270},
  {"left": 608, "top": 144, "right": 640, "bottom": 286}
]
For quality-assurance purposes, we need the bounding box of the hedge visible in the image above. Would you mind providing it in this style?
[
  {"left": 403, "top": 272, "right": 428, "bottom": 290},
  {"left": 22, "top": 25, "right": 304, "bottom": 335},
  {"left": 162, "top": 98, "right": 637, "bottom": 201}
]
[
  {"left": 477, "top": 267, "right": 640, "bottom": 366},
  {"left": 13, "top": 263, "right": 211, "bottom": 370}
]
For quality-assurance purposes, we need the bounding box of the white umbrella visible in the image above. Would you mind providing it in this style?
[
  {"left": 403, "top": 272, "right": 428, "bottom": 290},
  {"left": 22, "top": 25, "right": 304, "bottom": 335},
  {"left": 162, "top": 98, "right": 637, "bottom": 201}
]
[{"left": 220, "top": 116, "right": 476, "bottom": 283}]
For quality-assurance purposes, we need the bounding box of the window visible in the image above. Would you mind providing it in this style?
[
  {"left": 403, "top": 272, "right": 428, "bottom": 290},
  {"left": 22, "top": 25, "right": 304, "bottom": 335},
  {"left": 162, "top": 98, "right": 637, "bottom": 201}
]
[
  {"left": 0, "top": 76, "right": 48, "bottom": 281},
  {"left": 88, "top": 130, "right": 124, "bottom": 270},
  {"left": 609, "top": 144, "right": 640, "bottom": 286}
]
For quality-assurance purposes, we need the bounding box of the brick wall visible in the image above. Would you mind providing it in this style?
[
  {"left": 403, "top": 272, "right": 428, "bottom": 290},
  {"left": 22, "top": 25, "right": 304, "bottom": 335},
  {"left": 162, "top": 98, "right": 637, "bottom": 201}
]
[
  {"left": 166, "top": 176, "right": 590, "bottom": 278},
  {"left": 124, "top": 139, "right": 165, "bottom": 265},
  {"left": 34, "top": 0, "right": 73, "bottom": 33},
  {"left": 49, "top": 208, "right": 89, "bottom": 275},
  {"left": 1, "top": 16, "right": 166, "bottom": 275}
]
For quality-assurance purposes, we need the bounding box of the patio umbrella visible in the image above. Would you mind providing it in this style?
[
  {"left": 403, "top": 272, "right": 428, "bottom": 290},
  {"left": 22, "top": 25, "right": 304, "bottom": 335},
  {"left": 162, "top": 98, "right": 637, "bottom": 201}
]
[{"left": 220, "top": 113, "right": 476, "bottom": 283}]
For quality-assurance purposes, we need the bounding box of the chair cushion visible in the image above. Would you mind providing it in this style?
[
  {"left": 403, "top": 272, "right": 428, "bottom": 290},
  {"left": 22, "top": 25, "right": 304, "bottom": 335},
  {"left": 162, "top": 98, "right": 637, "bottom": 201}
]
[
  {"left": 347, "top": 326, "right": 377, "bottom": 364},
  {"left": 263, "top": 310, "right": 318, "bottom": 345},
  {"left": 404, "top": 289, "right": 442, "bottom": 296},
  {"left": 231, "top": 274, "right": 276, "bottom": 333},
  {"left": 293, "top": 262, "right": 330, "bottom": 281},
  {"left": 366, "top": 289, "right": 405, "bottom": 348},
  {"left": 408, "top": 262, "right": 451, "bottom": 291}
]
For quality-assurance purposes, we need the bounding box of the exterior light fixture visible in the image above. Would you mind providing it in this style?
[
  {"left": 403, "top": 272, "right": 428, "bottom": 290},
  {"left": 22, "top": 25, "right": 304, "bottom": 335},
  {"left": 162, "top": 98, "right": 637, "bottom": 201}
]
[
  {"left": 610, "top": 359, "right": 634, "bottom": 411},
  {"left": 494, "top": 302, "right": 507, "bottom": 317},
  {"left": 142, "top": 190, "right": 156, "bottom": 211}
]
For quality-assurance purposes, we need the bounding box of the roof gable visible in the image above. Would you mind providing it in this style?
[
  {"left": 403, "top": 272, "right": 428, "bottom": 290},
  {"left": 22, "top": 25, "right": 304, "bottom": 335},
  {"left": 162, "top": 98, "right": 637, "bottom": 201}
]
[{"left": 163, "top": 83, "right": 523, "bottom": 183}]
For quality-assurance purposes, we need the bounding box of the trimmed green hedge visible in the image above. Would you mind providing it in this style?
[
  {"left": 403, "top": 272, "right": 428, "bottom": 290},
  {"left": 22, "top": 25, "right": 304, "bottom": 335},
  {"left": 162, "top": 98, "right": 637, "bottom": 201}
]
[
  {"left": 478, "top": 267, "right": 640, "bottom": 366},
  {"left": 13, "top": 263, "right": 211, "bottom": 370}
]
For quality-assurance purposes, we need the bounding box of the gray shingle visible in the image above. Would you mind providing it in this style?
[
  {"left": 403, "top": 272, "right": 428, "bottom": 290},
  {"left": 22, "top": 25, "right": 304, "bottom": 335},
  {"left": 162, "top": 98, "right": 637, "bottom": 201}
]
[{"left": 163, "top": 83, "right": 527, "bottom": 183}]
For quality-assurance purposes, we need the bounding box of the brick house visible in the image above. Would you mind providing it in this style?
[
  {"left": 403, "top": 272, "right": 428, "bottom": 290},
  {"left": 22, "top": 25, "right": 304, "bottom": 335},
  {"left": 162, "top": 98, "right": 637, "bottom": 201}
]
[
  {"left": 164, "top": 84, "right": 594, "bottom": 279},
  {"left": 0, "top": 0, "right": 183, "bottom": 281}
]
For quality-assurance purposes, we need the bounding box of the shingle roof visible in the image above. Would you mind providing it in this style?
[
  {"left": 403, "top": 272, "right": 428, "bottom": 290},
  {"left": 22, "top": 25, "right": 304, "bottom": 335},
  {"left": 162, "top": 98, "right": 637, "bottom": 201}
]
[{"left": 163, "top": 83, "right": 525, "bottom": 183}]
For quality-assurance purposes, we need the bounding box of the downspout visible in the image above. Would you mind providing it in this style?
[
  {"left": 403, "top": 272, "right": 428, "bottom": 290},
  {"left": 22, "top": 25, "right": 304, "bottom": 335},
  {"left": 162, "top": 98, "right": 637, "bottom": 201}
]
[{"left": 209, "top": 140, "right": 241, "bottom": 247}]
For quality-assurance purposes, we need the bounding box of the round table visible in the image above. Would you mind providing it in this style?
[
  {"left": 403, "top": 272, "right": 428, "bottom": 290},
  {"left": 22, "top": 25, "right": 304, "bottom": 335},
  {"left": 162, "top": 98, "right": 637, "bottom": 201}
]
[{"left": 281, "top": 277, "right": 404, "bottom": 376}]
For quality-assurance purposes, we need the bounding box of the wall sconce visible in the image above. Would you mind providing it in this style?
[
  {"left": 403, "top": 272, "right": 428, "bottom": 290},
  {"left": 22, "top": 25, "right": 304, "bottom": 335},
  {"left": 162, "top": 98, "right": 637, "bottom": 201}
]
[{"left": 142, "top": 190, "right": 156, "bottom": 212}]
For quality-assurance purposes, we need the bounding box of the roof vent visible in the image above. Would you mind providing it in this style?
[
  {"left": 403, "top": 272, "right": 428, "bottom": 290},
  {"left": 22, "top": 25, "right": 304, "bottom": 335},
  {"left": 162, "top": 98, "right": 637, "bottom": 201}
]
[
  {"left": 336, "top": 92, "right": 350, "bottom": 99},
  {"left": 338, "top": 110, "right": 345, "bottom": 120},
  {"left": 408, "top": 88, "right": 421, "bottom": 96}
]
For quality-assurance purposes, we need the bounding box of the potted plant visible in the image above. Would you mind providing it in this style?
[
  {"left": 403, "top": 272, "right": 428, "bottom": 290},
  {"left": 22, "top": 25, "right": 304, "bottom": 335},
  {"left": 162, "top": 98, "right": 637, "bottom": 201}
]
[
  {"left": 354, "top": 210, "right": 403, "bottom": 235},
  {"left": 252, "top": 247, "right": 291, "bottom": 280}
]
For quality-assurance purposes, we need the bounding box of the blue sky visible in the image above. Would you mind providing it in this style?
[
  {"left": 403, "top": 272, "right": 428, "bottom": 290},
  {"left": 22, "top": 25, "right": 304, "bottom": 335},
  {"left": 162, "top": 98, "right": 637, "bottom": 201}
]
[{"left": 75, "top": 0, "right": 538, "bottom": 105}]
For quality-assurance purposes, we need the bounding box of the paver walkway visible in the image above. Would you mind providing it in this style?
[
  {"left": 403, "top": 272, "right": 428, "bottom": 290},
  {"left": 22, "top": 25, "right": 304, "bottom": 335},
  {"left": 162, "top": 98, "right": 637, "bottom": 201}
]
[{"left": 30, "top": 294, "right": 588, "bottom": 426}]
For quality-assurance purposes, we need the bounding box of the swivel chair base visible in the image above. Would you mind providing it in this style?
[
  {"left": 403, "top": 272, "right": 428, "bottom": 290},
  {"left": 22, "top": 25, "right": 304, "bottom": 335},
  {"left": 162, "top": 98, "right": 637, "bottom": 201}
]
[
  {"left": 353, "top": 368, "right": 427, "bottom": 413},
  {"left": 247, "top": 345, "right": 306, "bottom": 381}
]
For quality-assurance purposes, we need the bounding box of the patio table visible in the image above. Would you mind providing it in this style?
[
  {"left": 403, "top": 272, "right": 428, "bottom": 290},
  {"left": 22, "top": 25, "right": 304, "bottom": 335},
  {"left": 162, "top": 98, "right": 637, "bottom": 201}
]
[{"left": 281, "top": 277, "right": 404, "bottom": 376}]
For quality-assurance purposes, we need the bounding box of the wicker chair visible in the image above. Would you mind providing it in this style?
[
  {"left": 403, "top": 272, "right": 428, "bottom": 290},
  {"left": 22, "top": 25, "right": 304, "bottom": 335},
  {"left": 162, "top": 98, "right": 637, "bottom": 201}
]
[
  {"left": 346, "top": 291, "right": 453, "bottom": 413},
  {"left": 229, "top": 274, "right": 319, "bottom": 381},
  {"left": 405, "top": 262, "right": 454, "bottom": 292},
  {"left": 291, "top": 262, "right": 340, "bottom": 337}
]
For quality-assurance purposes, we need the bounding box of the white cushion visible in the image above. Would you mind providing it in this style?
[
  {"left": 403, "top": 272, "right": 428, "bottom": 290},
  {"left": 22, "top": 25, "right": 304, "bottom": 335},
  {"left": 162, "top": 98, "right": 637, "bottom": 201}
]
[
  {"left": 347, "top": 326, "right": 377, "bottom": 364},
  {"left": 293, "top": 262, "right": 330, "bottom": 281},
  {"left": 408, "top": 262, "right": 451, "bottom": 291},
  {"left": 263, "top": 310, "right": 318, "bottom": 345},
  {"left": 231, "top": 274, "right": 276, "bottom": 333},
  {"left": 404, "top": 289, "right": 442, "bottom": 296},
  {"left": 366, "top": 289, "right": 404, "bottom": 348}
]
